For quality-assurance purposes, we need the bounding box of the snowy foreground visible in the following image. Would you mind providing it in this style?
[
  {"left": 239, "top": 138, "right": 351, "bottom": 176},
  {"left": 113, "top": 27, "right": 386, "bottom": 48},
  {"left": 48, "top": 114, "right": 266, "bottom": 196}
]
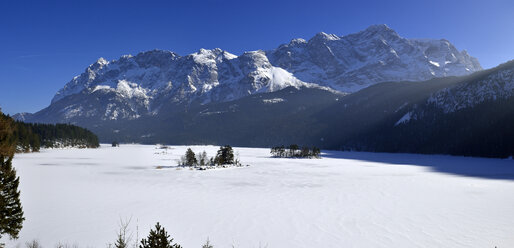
[{"left": 5, "top": 144, "right": 514, "bottom": 248}]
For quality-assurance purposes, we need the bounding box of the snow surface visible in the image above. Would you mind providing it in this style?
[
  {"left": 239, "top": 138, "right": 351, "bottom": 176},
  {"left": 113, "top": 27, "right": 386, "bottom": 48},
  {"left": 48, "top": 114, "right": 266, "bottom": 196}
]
[
  {"left": 5, "top": 144, "right": 514, "bottom": 248},
  {"left": 394, "top": 111, "right": 413, "bottom": 125},
  {"left": 429, "top": 61, "right": 440, "bottom": 67}
]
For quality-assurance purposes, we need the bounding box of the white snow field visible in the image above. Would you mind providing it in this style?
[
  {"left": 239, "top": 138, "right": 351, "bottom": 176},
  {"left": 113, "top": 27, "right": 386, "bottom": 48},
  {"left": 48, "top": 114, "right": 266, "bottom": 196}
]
[{"left": 5, "top": 144, "right": 514, "bottom": 248}]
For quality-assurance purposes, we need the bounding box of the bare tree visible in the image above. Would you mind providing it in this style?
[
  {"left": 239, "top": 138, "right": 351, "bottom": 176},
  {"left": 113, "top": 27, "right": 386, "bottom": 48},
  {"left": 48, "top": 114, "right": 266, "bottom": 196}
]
[
  {"left": 197, "top": 151, "right": 208, "bottom": 166},
  {"left": 25, "top": 240, "right": 42, "bottom": 248},
  {"left": 114, "top": 217, "right": 133, "bottom": 248},
  {"left": 55, "top": 242, "right": 79, "bottom": 248}
]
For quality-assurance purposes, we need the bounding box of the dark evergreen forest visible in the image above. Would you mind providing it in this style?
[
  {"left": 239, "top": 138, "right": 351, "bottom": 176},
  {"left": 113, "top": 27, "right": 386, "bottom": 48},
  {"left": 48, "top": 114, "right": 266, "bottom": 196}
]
[{"left": 1, "top": 113, "right": 99, "bottom": 152}]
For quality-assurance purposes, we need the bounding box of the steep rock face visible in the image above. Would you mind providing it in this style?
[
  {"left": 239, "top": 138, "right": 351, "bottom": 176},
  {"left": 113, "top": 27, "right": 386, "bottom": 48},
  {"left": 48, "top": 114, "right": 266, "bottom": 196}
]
[
  {"left": 31, "top": 24, "right": 481, "bottom": 123},
  {"left": 49, "top": 49, "right": 312, "bottom": 121},
  {"left": 267, "top": 24, "right": 482, "bottom": 92}
]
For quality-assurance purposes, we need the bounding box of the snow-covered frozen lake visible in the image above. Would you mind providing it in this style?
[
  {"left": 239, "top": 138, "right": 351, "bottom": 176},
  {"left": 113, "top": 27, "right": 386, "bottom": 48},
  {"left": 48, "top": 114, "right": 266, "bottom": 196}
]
[{"left": 5, "top": 144, "right": 514, "bottom": 248}]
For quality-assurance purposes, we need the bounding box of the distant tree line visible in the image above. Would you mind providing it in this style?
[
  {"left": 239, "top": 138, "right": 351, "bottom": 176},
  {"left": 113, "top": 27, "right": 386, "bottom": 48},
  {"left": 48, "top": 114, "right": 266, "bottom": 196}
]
[
  {"left": 178, "top": 145, "right": 241, "bottom": 167},
  {"left": 270, "top": 145, "right": 321, "bottom": 158},
  {"left": 2, "top": 113, "right": 100, "bottom": 152}
]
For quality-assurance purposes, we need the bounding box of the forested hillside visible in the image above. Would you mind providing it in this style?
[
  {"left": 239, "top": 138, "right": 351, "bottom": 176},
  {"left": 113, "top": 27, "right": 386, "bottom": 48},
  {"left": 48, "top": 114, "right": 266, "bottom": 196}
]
[
  {"left": 316, "top": 61, "right": 514, "bottom": 158},
  {"left": 1, "top": 112, "right": 99, "bottom": 152}
]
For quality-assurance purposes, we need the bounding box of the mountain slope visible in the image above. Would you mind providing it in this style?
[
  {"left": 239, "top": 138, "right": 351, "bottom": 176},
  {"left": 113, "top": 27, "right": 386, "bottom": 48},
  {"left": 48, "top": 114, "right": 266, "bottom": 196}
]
[
  {"left": 47, "top": 49, "right": 316, "bottom": 122},
  {"left": 25, "top": 24, "right": 481, "bottom": 124},
  {"left": 20, "top": 25, "right": 511, "bottom": 158},
  {"left": 267, "top": 24, "right": 481, "bottom": 92},
  {"left": 316, "top": 60, "right": 514, "bottom": 158}
]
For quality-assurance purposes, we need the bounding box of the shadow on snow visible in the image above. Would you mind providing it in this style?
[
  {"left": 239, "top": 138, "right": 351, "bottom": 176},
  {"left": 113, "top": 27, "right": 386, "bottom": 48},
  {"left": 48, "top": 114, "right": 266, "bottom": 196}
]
[{"left": 322, "top": 150, "right": 514, "bottom": 181}]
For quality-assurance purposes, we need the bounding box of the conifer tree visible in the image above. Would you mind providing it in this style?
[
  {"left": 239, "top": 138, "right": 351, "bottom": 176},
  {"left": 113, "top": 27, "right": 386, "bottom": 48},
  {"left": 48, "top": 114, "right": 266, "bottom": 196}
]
[
  {"left": 185, "top": 148, "right": 197, "bottom": 166},
  {"left": 312, "top": 147, "right": 321, "bottom": 158},
  {"left": 139, "top": 222, "right": 182, "bottom": 248},
  {"left": 278, "top": 145, "right": 285, "bottom": 157},
  {"left": 288, "top": 144, "right": 299, "bottom": 157},
  {"left": 0, "top": 112, "right": 24, "bottom": 240},
  {"left": 215, "top": 145, "right": 234, "bottom": 165},
  {"left": 202, "top": 238, "right": 213, "bottom": 248},
  {"left": 115, "top": 235, "right": 129, "bottom": 248},
  {"left": 300, "top": 147, "right": 310, "bottom": 158},
  {"left": 114, "top": 218, "right": 131, "bottom": 248}
]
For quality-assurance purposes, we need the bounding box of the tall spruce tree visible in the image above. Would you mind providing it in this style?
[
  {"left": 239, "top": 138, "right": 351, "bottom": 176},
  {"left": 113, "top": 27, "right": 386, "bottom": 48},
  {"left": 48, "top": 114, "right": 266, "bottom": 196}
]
[
  {"left": 215, "top": 145, "right": 234, "bottom": 165},
  {"left": 139, "top": 222, "right": 182, "bottom": 248},
  {"left": 0, "top": 112, "right": 24, "bottom": 240},
  {"left": 185, "top": 148, "right": 197, "bottom": 166}
]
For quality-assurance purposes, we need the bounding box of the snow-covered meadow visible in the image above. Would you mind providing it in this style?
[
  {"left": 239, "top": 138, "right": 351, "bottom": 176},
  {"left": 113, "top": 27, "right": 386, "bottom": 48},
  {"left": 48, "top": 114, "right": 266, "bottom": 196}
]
[{"left": 5, "top": 144, "right": 514, "bottom": 248}]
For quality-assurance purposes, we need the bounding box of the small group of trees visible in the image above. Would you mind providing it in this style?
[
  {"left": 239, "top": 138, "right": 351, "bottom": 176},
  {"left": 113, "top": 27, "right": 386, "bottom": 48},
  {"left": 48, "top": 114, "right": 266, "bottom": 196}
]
[
  {"left": 108, "top": 220, "right": 182, "bottom": 248},
  {"left": 178, "top": 145, "right": 240, "bottom": 167},
  {"left": 270, "top": 144, "right": 321, "bottom": 158},
  {"left": 111, "top": 220, "right": 220, "bottom": 248}
]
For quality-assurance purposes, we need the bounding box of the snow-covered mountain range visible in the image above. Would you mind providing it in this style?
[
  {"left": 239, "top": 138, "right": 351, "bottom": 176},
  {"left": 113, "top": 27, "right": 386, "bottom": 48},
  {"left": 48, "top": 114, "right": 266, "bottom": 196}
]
[
  {"left": 37, "top": 24, "right": 480, "bottom": 122},
  {"left": 268, "top": 24, "right": 481, "bottom": 92}
]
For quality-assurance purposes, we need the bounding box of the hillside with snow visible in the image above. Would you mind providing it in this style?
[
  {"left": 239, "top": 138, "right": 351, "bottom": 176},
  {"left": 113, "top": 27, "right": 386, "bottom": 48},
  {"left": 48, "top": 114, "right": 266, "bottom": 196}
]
[
  {"left": 19, "top": 25, "right": 514, "bottom": 159},
  {"left": 23, "top": 24, "right": 480, "bottom": 123},
  {"left": 267, "top": 24, "right": 481, "bottom": 92}
]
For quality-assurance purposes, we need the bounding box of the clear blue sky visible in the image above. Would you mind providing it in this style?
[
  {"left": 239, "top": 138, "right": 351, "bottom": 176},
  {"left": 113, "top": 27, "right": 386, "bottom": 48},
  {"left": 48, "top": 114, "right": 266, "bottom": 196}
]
[{"left": 1, "top": 0, "right": 513, "bottom": 115}]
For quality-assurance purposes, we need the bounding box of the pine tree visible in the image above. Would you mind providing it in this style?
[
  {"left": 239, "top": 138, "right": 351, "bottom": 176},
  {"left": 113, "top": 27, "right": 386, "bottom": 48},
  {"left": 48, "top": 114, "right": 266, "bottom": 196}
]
[
  {"left": 114, "top": 218, "right": 131, "bottom": 248},
  {"left": 115, "top": 234, "right": 129, "bottom": 248},
  {"left": 202, "top": 238, "right": 213, "bottom": 248},
  {"left": 139, "top": 222, "right": 182, "bottom": 248},
  {"left": 214, "top": 145, "right": 234, "bottom": 165},
  {"left": 185, "top": 148, "right": 197, "bottom": 166},
  {"left": 311, "top": 147, "right": 321, "bottom": 158},
  {"left": 0, "top": 112, "right": 24, "bottom": 240},
  {"left": 300, "top": 147, "right": 310, "bottom": 158},
  {"left": 278, "top": 145, "right": 285, "bottom": 157}
]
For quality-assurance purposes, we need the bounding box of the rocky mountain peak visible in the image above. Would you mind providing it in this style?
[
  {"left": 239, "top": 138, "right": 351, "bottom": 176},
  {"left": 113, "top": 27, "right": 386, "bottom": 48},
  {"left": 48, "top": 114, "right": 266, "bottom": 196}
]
[
  {"left": 43, "top": 25, "right": 482, "bottom": 122},
  {"left": 310, "top": 32, "right": 341, "bottom": 42}
]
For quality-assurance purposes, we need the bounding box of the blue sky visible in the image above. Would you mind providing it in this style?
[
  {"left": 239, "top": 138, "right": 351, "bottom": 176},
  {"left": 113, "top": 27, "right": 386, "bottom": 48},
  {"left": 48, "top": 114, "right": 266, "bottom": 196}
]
[{"left": 1, "top": 0, "right": 513, "bottom": 115}]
